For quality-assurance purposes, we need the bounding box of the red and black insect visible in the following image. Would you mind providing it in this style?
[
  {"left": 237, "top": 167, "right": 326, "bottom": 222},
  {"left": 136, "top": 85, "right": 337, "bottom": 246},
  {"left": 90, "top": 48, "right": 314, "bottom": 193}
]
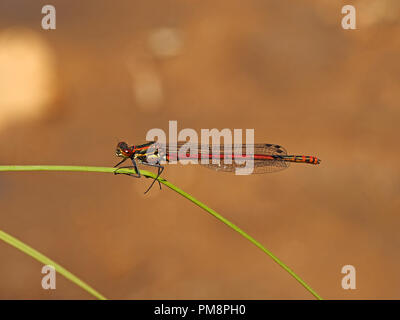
[{"left": 114, "top": 141, "right": 321, "bottom": 193}]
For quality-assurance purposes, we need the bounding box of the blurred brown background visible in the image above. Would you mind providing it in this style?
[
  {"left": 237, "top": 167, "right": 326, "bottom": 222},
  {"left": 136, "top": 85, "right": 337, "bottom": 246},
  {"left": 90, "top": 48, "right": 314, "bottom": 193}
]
[{"left": 0, "top": 0, "right": 399, "bottom": 299}]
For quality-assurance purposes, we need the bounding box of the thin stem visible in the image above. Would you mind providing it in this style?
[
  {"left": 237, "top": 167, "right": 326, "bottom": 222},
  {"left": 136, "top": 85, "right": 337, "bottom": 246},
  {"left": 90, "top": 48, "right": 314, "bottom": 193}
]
[
  {"left": 0, "top": 165, "right": 322, "bottom": 300},
  {"left": 0, "top": 230, "right": 106, "bottom": 300}
]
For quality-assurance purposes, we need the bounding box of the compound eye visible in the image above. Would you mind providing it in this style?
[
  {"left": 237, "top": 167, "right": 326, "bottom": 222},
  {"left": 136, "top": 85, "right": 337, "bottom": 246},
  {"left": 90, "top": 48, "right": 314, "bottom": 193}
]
[{"left": 117, "top": 142, "right": 128, "bottom": 149}]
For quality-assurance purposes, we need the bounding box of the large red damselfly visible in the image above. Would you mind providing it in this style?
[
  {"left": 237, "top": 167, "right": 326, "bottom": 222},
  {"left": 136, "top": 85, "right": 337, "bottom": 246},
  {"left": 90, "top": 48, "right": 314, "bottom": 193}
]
[{"left": 114, "top": 141, "right": 321, "bottom": 193}]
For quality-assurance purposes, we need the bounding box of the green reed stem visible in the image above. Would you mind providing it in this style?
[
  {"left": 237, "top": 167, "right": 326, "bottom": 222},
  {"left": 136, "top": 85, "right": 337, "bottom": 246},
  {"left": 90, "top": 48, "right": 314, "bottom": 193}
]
[{"left": 0, "top": 230, "right": 106, "bottom": 300}]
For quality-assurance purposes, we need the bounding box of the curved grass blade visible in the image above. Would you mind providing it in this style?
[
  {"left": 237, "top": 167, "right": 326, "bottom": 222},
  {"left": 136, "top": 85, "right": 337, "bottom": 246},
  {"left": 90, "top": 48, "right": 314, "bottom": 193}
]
[{"left": 0, "top": 230, "right": 107, "bottom": 300}]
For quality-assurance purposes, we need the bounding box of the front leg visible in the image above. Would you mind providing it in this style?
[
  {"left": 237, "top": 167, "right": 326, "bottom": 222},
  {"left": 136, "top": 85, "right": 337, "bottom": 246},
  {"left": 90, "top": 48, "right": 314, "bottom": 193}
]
[{"left": 114, "top": 157, "right": 141, "bottom": 178}]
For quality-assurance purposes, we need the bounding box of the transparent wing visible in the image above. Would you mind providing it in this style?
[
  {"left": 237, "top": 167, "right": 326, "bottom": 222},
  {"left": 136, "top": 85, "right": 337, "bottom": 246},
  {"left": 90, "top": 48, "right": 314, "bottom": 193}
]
[
  {"left": 151, "top": 142, "right": 289, "bottom": 174},
  {"left": 199, "top": 158, "right": 290, "bottom": 174},
  {"left": 155, "top": 142, "right": 287, "bottom": 155}
]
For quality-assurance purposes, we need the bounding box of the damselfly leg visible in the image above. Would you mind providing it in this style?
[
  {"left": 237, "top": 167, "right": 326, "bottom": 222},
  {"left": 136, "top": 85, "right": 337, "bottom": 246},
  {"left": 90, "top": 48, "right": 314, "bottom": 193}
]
[
  {"left": 114, "top": 156, "right": 164, "bottom": 193},
  {"left": 113, "top": 157, "right": 141, "bottom": 178},
  {"left": 139, "top": 161, "right": 164, "bottom": 194}
]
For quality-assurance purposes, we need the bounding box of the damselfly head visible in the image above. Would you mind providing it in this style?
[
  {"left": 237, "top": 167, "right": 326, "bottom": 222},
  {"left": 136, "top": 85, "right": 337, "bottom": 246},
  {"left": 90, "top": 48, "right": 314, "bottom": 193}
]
[{"left": 116, "top": 141, "right": 131, "bottom": 158}]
